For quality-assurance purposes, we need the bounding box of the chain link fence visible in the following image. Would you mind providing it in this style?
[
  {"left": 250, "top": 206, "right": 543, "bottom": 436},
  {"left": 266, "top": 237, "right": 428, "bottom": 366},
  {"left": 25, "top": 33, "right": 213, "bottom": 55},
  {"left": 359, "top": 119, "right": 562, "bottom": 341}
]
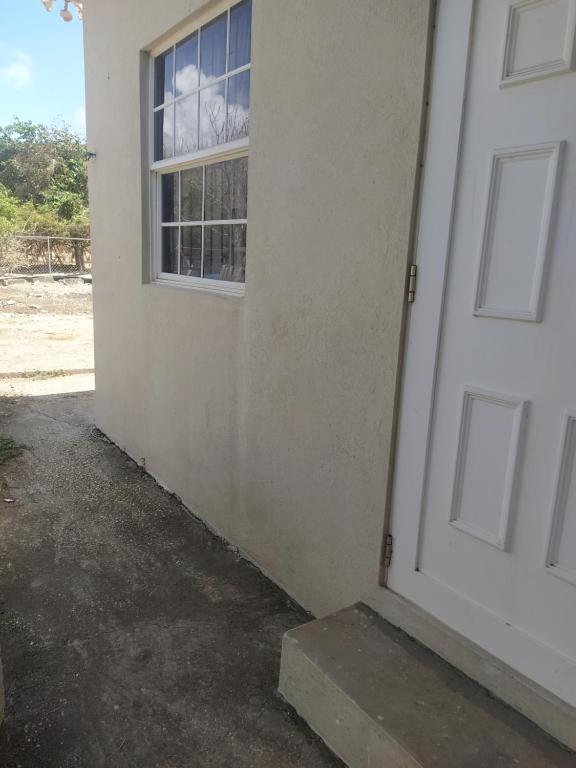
[{"left": 0, "top": 235, "right": 91, "bottom": 277}]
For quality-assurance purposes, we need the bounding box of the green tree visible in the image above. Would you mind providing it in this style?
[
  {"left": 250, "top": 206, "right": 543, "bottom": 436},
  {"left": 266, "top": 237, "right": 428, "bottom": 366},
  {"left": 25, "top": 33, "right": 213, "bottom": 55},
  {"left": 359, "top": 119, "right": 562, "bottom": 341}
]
[
  {"left": 0, "top": 118, "right": 89, "bottom": 240},
  {"left": 0, "top": 119, "right": 90, "bottom": 271},
  {"left": 0, "top": 183, "right": 20, "bottom": 237}
]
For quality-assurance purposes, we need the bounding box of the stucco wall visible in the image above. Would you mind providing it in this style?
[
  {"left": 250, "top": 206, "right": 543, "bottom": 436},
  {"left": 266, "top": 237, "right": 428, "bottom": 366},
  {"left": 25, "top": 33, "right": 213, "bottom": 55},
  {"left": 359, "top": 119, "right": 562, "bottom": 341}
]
[
  {"left": 84, "top": 0, "right": 431, "bottom": 616},
  {"left": 84, "top": 0, "right": 244, "bottom": 525}
]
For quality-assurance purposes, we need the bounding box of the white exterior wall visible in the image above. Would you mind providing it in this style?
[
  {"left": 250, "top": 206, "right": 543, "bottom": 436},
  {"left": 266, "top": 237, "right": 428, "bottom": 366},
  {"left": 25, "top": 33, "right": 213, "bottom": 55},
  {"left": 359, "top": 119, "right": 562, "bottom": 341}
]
[{"left": 84, "top": 0, "right": 432, "bottom": 616}]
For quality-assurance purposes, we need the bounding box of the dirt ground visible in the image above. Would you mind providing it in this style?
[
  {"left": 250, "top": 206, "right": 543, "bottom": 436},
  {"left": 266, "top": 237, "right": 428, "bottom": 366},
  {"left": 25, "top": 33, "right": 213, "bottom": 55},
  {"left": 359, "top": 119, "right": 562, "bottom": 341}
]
[
  {"left": 0, "top": 280, "right": 94, "bottom": 379},
  {"left": 0, "top": 279, "right": 92, "bottom": 316},
  {"left": 0, "top": 389, "right": 342, "bottom": 768}
]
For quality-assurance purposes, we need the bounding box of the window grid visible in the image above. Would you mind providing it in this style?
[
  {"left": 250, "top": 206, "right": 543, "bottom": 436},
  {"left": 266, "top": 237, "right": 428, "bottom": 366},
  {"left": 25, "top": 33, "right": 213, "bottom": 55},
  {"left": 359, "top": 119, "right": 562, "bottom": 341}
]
[
  {"left": 153, "top": 9, "right": 251, "bottom": 159},
  {"left": 158, "top": 163, "right": 247, "bottom": 280},
  {"left": 152, "top": 63, "right": 250, "bottom": 157},
  {"left": 151, "top": 0, "right": 251, "bottom": 291},
  {"left": 151, "top": 61, "right": 251, "bottom": 108},
  {"left": 199, "top": 163, "right": 205, "bottom": 277}
]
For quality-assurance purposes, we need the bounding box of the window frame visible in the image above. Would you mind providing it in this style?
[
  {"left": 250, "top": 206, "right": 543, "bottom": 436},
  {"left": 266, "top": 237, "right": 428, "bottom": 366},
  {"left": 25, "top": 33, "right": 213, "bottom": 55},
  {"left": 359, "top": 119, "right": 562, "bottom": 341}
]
[{"left": 147, "top": 0, "right": 250, "bottom": 296}]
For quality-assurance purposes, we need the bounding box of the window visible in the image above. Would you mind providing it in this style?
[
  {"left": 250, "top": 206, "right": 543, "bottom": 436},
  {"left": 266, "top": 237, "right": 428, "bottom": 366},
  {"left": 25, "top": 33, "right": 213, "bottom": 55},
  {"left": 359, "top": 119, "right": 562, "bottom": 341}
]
[{"left": 150, "top": 0, "right": 251, "bottom": 292}]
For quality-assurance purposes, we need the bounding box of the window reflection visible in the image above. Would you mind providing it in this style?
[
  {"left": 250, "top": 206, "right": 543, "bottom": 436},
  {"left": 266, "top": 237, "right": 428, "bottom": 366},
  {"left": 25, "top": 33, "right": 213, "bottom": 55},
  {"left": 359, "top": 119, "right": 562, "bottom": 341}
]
[
  {"left": 204, "top": 225, "right": 227, "bottom": 279},
  {"left": 160, "top": 160, "right": 247, "bottom": 282},
  {"left": 181, "top": 166, "right": 203, "bottom": 222},
  {"left": 228, "top": 157, "right": 248, "bottom": 218},
  {"left": 161, "top": 173, "right": 179, "bottom": 222},
  {"left": 175, "top": 32, "right": 199, "bottom": 97},
  {"left": 154, "top": 2, "right": 252, "bottom": 161},
  {"left": 153, "top": 4, "right": 251, "bottom": 285},
  {"left": 180, "top": 226, "right": 202, "bottom": 276},
  {"left": 200, "top": 13, "right": 227, "bottom": 84},
  {"left": 154, "top": 49, "right": 173, "bottom": 106},
  {"left": 205, "top": 163, "right": 226, "bottom": 221},
  {"left": 229, "top": 223, "right": 247, "bottom": 282},
  {"left": 204, "top": 224, "right": 246, "bottom": 282},
  {"left": 229, "top": 0, "right": 252, "bottom": 71},
  {"left": 205, "top": 157, "right": 247, "bottom": 220},
  {"left": 162, "top": 227, "right": 179, "bottom": 273},
  {"left": 227, "top": 71, "right": 250, "bottom": 141},
  {"left": 154, "top": 107, "right": 174, "bottom": 161},
  {"left": 175, "top": 95, "right": 198, "bottom": 156},
  {"left": 199, "top": 82, "right": 226, "bottom": 149}
]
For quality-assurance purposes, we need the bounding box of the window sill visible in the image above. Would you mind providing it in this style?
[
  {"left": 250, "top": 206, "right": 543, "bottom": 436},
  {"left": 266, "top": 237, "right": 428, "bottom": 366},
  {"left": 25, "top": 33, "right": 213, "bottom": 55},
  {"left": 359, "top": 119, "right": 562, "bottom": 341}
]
[
  {"left": 150, "top": 137, "right": 249, "bottom": 174},
  {"left": 151, "top": 274, "right": 245, "bottom": 297}
]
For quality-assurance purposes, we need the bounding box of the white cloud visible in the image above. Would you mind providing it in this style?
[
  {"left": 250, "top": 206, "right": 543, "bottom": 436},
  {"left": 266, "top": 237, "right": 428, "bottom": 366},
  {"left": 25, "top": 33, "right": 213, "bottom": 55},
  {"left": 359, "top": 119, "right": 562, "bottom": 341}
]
[
  {"left": 0, "top": 50, "right": 32, "bottom": 90},
  {"left": 175, "top": 64, "right": 198, "bottom": 97}
]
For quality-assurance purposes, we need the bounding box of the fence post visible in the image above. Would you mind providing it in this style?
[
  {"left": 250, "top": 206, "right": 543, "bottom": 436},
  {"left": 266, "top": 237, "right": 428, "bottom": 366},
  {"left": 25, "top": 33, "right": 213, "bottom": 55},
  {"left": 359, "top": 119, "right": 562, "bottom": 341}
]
[{"left": 47, "top": 236, "right": 52, "bottom": 275}]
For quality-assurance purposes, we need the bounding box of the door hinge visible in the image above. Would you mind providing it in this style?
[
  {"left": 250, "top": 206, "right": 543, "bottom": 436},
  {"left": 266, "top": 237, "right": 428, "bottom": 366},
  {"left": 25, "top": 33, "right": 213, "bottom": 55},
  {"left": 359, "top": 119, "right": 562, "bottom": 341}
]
[
  {"left": 383, "top": 533, "right": 393, "bottom": 570},
  {"left": 407, "top": 264, "right": 417, "bottom": 304}
]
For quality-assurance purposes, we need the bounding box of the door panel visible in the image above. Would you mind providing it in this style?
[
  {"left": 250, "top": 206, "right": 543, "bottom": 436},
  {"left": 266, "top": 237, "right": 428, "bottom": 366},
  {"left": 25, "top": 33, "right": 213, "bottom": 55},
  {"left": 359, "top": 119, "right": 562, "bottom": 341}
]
[
  {"left": 473, "top": 142, "right": 562, "bottom": 321},
  {"left": 389, "top": 0, "right": 576, "bottom": 707}
]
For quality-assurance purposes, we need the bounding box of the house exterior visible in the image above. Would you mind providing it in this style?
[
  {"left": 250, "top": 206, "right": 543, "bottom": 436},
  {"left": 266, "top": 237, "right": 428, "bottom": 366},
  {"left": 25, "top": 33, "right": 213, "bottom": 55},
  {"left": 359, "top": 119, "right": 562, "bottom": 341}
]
[{"left": 84, "top": 0, "right": 576, "bottom": 763}]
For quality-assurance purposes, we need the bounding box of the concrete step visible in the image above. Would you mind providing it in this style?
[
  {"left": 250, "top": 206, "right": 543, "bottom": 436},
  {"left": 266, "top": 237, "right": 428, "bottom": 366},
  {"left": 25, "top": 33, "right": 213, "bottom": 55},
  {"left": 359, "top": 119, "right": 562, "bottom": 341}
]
[{"left": 279, "top": 604, "right": 575, "bottom": 768}]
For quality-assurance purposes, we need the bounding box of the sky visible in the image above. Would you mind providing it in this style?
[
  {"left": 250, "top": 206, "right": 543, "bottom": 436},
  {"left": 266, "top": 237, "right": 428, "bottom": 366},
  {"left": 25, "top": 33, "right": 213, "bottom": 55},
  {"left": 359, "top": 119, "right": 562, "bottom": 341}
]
[{"left": 0, "top": 0, "right": 85, "bottom": 136}]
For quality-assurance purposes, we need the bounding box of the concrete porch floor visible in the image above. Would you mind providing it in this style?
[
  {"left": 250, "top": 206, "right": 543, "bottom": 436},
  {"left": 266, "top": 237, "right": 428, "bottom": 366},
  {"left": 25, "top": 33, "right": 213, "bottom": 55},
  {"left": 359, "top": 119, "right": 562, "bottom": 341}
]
[{"left": 0, "top": 386, "right": 343, "bottom": 768}]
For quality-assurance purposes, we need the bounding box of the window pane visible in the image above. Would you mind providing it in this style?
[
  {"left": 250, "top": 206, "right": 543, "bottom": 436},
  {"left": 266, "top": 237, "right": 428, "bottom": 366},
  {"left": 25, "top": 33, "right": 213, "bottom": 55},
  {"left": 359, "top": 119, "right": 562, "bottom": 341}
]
[
  {"left": 199, "top": 82, "right": 226, "bottom": 149},
  {"left": 203, "top": 225, "right": 228, "bottom": 280},
  {"left": 175, "top": 32, "right": 199, "bottom": 97},
  {"left": 162, "top": 227, "right": 179, "bottom": 273},
  {"left": 205, "top": 157, "right": 247, "bottom": 221},
  {"left": 200, "top": 13, "right": 227, "bottom": 84},
  {"left": 227, "top": 70, "right": 250, "bottom": 141},
  {"left": 229, "top": 0, "right": 252, "bottom": 71},
  {"left": 154, "top": 107, "right": 174, "bottom": 160},
  {"left": 181, "top": 166, "right": 203, "bottom": 222},
  {"left": 204, "top": 224, "right": 246, "bottom": 282},
  {"left": 154, "top": 49, "right": 174, "bottom": 106},
  {"left": 180, "top": 226, "right": 202, "bottom": 276},
  {"left": 228, "top": 157, "right": 248, "bottom": 219},
  {"left": 175, "top": 94, "right": 198, "bottom": 156},
  {"left": 228, "top": 223, "right": 247, "bottom": 282},
  {"left": 161, "top": 173, "right": 179, "bottom": 222},
  {"left": 204, "top": 162, "right": 226, "bottom": 221}
]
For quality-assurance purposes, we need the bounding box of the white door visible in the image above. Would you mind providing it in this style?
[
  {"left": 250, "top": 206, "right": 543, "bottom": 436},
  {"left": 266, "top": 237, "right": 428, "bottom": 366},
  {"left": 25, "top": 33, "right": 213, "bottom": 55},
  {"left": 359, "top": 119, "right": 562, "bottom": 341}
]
[{"left": 389, "top": 0, "right": 576, "bottom": 707}]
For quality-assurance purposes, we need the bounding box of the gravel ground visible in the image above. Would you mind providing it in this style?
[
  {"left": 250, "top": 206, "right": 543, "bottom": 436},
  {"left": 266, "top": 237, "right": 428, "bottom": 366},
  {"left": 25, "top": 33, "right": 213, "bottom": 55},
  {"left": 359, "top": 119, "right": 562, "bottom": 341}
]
[
  {"left": 0, "top": 279, "right": 92, "bottom": 316},
  {"left": 0, "top": 391, "right": 342, "bottom": 768}
]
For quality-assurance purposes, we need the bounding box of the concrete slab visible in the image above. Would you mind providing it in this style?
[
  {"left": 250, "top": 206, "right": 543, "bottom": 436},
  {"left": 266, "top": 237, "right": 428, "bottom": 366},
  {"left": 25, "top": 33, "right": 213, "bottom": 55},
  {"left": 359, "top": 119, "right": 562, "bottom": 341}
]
[
  {"left": 279, "top": 604, "right": 576, "bottom": 768},
  {"left": 366, "top": 588, "right": 576, "bottom": 752},
  {"left": 0, "top": 372, "right": 94, "bottom": 397},
  {"left": 0, "top": 391, "right": 343, "bottom": 768}
]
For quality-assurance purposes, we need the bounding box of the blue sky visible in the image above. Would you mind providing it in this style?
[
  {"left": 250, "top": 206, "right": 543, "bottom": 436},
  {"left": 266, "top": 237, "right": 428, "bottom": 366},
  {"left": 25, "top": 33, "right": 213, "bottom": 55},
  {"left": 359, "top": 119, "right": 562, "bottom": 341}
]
[{"left": 0, "top": 0, "right": 85, "bottom": 135}]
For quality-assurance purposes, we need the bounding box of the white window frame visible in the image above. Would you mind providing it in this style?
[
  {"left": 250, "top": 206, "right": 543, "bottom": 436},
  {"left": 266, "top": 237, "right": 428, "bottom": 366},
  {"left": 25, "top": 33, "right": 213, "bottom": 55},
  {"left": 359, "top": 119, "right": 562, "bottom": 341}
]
[{"left": 148, "top": 0, "right": 250, "bottom": 296}]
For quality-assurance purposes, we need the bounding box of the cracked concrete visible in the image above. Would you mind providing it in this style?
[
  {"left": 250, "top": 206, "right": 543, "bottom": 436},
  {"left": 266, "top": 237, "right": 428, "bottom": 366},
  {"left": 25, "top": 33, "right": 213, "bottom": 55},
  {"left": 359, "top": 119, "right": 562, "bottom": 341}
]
[{"left": 0, "top": 386, "right": 342, "bottom": 767}]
